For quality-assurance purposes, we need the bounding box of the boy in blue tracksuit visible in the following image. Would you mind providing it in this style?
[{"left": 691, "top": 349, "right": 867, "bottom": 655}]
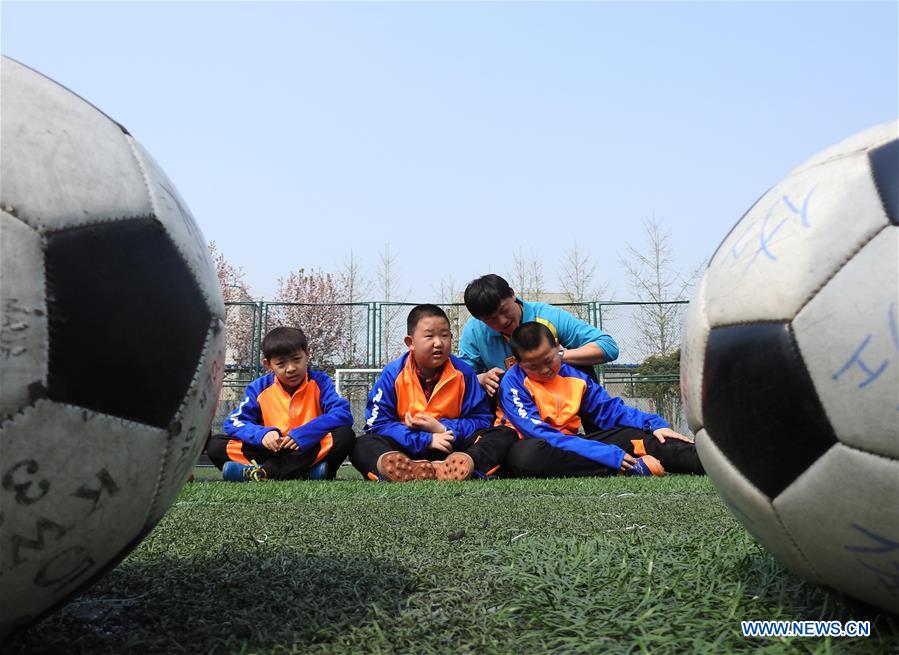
[
  {"left": 351, "top": 304, "right": 517, "bottom": 481},
  {"left": 207, "top": 326, "right": 355, "bottom": 481},
  {"left": 498, "top": 322, "right": 704, "bottom": 478}
]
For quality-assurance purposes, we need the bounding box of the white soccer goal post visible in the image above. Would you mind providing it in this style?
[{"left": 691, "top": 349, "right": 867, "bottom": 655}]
[{"left": 335, "top": 368, "right": 383, "bottom": 434}]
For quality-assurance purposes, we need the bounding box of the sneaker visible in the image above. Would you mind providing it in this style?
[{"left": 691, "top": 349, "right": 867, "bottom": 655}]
[
  {"left": 626, "top": 455, "right": 665, "bottom": 477},
  {"left": 376, "top": 451, "right": 436, "bottom": 482},
  {"left": 432, "top": 452, "right": 475, "bottom": 481},
  {"left": 222, "top": 460, "right": 267, "bottom": 482},
  {"left": 308, "top": 461, "right": 329, "bottom": 481}
]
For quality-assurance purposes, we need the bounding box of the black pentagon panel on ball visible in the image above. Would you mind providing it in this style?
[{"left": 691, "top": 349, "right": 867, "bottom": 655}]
[
  {"left": 869, "top": 138, "right": 898, "bottom": 225},
  {"left": 45, "top": 217, "right": 211, "bottom": 428},
  {"left": 702, "top": 323, "right": 837, "bottom": 499}
]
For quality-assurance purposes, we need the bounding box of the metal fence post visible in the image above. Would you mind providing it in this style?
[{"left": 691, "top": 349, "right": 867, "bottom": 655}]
[
  {"left": 375, "top": 302, "right": 383, "bottom": 366},
  {"left": 254, "top": 300, "right": 265, "bottom": 376},
  {"left": 368, "top": 302, "right": 377, "bottom": 367}
]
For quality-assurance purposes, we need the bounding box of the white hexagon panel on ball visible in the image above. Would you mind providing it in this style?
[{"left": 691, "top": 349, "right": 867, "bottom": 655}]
[
  {"left": 794, "top": 226, "right": 899, "bottom": 459},
  {"left": 774, "top": 444, "right": 899, "bottom": 614},
  {"left": 704, "top": 126, "right": 894, "bottom": 326}
]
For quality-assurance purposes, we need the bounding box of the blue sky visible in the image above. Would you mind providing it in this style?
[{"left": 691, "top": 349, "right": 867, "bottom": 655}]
[{"left": 2, "top": 1, "right": 896, "bottom": 301}]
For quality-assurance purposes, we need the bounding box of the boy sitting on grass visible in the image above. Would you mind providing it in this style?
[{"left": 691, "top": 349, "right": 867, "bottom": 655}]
[
  {"left": 208, "top": 326, "right": 356, "bottom": 481},
  {"left": 351, "top": 304, "right": 518, "bottom": 481},
  {"left": 497, "top": 322, "right": 704, "bottom": 478}
]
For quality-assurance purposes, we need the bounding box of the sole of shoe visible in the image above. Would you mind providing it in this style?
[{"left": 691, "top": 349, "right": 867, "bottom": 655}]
[
  {"left": 376, "top": 451, "right": 436, "bottom": 482},
  {"left": 433, "top": 452, "right": 474, "bottom": 481}
]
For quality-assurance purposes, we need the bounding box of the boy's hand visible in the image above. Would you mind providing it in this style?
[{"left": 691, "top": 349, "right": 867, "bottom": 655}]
[
  {"left": 651, "top": 428, "right": 694, "bottom": 444},
  {"left": 619, "top": 453, "right": 637, "bottom": 473},
  {"left": 279, "top": 435, "right": 300, "bottom": 451},
  {"left": 262, "top": 430, "right": 282, "bottom": 451},
  {"left": 477, "top": 368, "right": 505, "bottom": 397},
  {"left": 429, "top": 431, "right": 454, "bottom": 454},
  {"left": 405, "top": 412, "right": 444, "bottom": 433}
]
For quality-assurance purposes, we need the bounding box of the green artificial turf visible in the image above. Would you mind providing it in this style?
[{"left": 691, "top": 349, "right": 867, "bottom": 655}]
[{"left": 6, "top": 473, "right": 898, "bottom": 654}]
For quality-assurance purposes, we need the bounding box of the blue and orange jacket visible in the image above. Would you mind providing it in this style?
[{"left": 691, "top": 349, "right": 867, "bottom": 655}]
[
  {"left": 224, "top": 369, "right": 352, "bottom": 461},
  {"left": 497, "top": 363, "right": 670, "bottom": 470},
  {"left": 364, "top": 352, "right": 492, "bottom": 455}
]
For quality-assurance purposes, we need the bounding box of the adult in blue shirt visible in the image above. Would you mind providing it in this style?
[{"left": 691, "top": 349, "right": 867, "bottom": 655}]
[{"left": 459, "top": 274, "right": 619, "bottom": 397}]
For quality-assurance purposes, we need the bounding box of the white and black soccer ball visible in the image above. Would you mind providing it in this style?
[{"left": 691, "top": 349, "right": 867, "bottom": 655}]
[
  {"left": 0, "top": 57, "right": 225, "bottom": 636},
  {"left": 681, "top": 120, "right": 898, "bottom": 613}
]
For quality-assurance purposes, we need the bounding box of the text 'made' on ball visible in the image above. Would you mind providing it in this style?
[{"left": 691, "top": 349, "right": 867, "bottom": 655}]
[
  {"left": 0, "top": 56, "right": 226, "bottom": 636},
  {"left": 681, "top": 120, "right": 898, "bottom": 613}
]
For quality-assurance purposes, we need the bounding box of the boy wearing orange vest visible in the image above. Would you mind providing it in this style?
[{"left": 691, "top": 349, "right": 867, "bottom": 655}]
[
  {"left": 498, "top": 322, "right": 703, "bottom": 478},
  {"left": 209, "top": 326, "right": 356, "bottom": 481},
  {"left": 351, "top": 305, "right": 517, "bottom": 481}
]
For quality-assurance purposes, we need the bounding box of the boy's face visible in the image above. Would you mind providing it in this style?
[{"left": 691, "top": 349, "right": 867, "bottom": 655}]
[
  {"left": 263, "top": 348, "right": 309, "bottom": 389},
  {"left": 516, "top": 337, "right": 561, "bottom": 383},
  {"left": 404, "top": 316, "right": 452, "bottom": 371},
  {"left": 481, "top": 294, "right": 522, "bottom": 337}
]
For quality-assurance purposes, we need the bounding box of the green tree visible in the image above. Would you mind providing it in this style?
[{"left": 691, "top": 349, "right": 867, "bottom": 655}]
[{"left": 626, "top": 349, "right": 681, "bottom": 426}]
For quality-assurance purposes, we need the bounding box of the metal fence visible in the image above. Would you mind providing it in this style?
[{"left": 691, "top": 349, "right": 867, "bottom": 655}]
[{"left": 215, "top": 299, "right": 691, "bottom": 435}]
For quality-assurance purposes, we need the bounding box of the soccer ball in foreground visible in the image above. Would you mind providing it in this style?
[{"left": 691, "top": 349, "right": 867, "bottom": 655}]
[
  {"left": 681, "top": 120, "right": 898, "bottom": 613},
  {"left": 0, "top": 56, "right": 225, "bottom": 636}
]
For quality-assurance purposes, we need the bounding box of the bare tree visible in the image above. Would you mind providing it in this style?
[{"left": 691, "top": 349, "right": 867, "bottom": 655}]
[
  {"left": 338, "top": 250, "right": 371, "bottom": 367},
  {"left": 375, "top": 243, "right": 407, "bottom": 364},
  {"left": 434, "top": 275, "right": 458, "bottom": 305},
  {"left": 208, "top": 242, "right": 256, "bottom": 374},
  {"left": 558, "top": 241, "right": 609, "bottom": 321},
  {"left": 527, "top": 254, "right": 546, "bottom": 301},
  {"left": 620, "top": 218, "right": 702, "bottom": 357},
  {"left": 508, "top": 247, "right": 546, "bottom": 300},
  {"left": 508, "top": 247, "right": 529, "bottom": 298},
  {"left": 271, "top": 268, "right": 349, "bottom": 375},
  {"left": 433, "top": 276, "right": 467, "bottom": 356}
]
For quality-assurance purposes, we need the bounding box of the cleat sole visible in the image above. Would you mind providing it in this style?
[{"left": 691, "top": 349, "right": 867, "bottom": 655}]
[
  {"left": 376, "top": 451, "right": 436, "bottom": 482},
  {"left": 433, "top": 452, "right": 474, "bottom": 481}
]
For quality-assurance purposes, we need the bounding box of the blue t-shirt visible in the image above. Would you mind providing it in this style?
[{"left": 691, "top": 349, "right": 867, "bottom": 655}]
[{"left": 459, "top": 298, "right": 619, "bottom": 373}]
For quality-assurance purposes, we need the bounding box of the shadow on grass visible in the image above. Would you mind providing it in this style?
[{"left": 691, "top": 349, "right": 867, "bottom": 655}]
[{"left": 6, "top": 551, "right": 415, "bottom": 654}]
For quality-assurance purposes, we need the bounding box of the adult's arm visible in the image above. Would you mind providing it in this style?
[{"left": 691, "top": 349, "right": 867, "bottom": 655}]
[
  {"left": 550, "top": 306, "right": 619, "bottom": 364},
  {"left": 560, "top": 342, "right": 609, "bottom": 366},
  {"left": 458, "top": 319, "right": 486, "bottom": 372}
]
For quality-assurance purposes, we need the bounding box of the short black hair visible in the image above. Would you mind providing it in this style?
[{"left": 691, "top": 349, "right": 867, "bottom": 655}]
[
  {"left": 463, "top": 274, "right": 514, "bottom": 319},
  {"left": 262, "top": 326, "right": 308, "bottom": 360},
  {"left": 509, "top": 322, "right": 556, "bottom": 360},
  {"left": 407, "top": 304, "right": 450, "bottom": 335}
]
